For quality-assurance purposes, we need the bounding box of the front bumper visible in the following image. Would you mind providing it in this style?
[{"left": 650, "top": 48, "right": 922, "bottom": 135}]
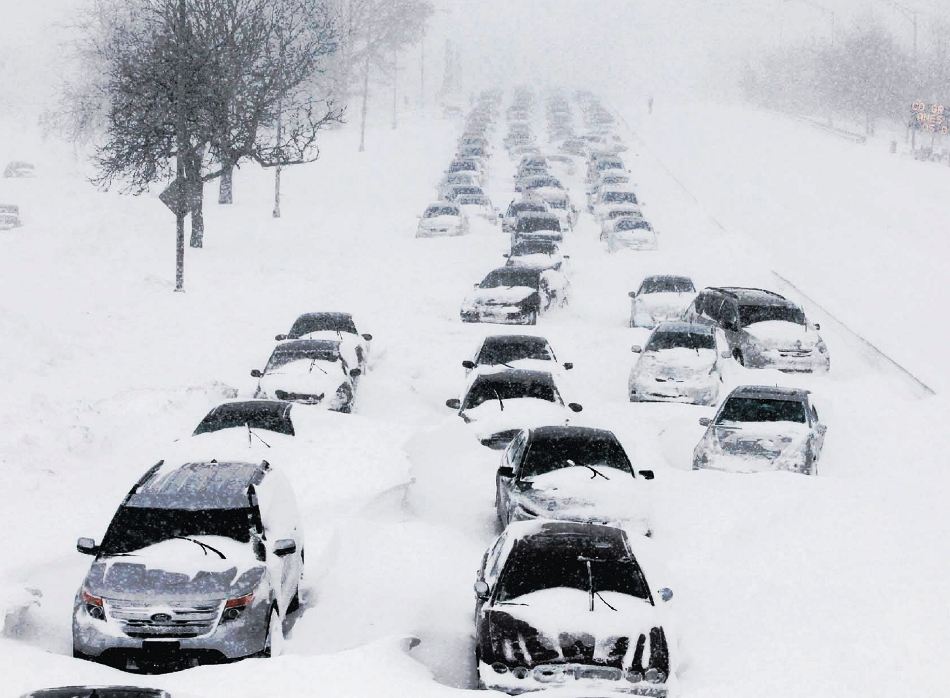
[
  {"left": 416, "top": 225, "right": 464, "bottom": 237},
  {"left": 742, "top": 346, "right": 830, "bottom": 373},
  {"left": 629, "top": 376, "right": 718, "bottom": 405},
  {"left": 72, "top": 595, "right": 269, "bottom": 666},
  {"left": 479, "top": 661, "right": 667, "bottom": 696},
  {"left": 461, "top": 305, "right": 533, "bottom": 325}
]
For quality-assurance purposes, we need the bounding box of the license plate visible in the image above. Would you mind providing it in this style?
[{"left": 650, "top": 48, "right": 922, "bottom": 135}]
[{"left": 142, "top": 640, "right": 181, "bottom": 654}]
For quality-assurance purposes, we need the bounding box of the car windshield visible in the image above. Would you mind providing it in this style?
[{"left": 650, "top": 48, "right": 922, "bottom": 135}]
[
  {"left": 739, "top": 304, "right": 805, "bottom": 326},
  {"left": 520, "top": 432, "right": 633, "bottom": 479},
  {"left": 459, "top": 196, "right": 488, "bottom": 205},
  {"left": 289, "top": 314, "right": 357, "bottom": 335},
  {"left": 517, "top": 216, "right": 560, "bottom": 233},
  {"left": 603, "top": 191, "right": 638, "bottom": 204},
  {"left": 479, "top": 337, "right": 553, "bottom": 365},
  {"left": 646, "top": 330, "right": 715, "bottom": 351},
  {"left": 449, "top": 161, "right": 476, "bottom": 172},
  {"left": 717, "top": 397, "right": 807, "bottom": 424},
  {"left": 266, "top": 346, "right": 339, "bottom": 371},
  {"left": 497, "top": 539, "right": 650, "bottom": 602},
  {"left": 608, "top": 209, "right": 639, "bottom": 219},
  {"left": 616, "top": 218, "right": 650, "bottom": 231},
  {"left": 641, "top": 277, "right": 694, "bottom": 294},
  {"left": 480, "top": 268, "right": 540, "bottom": 288},
  {"left": 524, "top": 177, "right": 561, "bottom": 189},
  {"left": 99, "top": 506, "right": 254, "bottom": 556},
  {"left": 425, "top": 206, "right": 459, "bottom": 217},
  {"left": 193, "top": 403, "right": 294, "bottom": 436},
  {"left": 463, "top": 374, "right": 557, "bottom": 409},
  {"left": 511, "top": 202, "right": 546, "bottom": 215},
  {"left": 597, "top": 160, "right": 624, "bottom": 171},
  {"left": 547, "top": 197, "right": 568, "bottom": 209}
]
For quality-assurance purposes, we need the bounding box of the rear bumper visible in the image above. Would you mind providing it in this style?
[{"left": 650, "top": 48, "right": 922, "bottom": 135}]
[
  {"left": 461, "top": 306, "right": 533, "bottom": 324},
  {"left": 479, "top": 660, "right": 667, "bottom": 696}
]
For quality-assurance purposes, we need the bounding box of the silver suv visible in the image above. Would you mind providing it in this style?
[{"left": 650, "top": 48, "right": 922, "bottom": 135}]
[
  {"left": 683, "top": 287, "right": 829, "bottom": 372},
  {"left": 72, "top": 459, "right": 303, "bottom": 669}
]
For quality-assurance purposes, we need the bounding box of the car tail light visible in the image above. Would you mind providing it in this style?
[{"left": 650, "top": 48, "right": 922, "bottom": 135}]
[{"left": 82, "top": 589, "right": 105, "bottom": 620}]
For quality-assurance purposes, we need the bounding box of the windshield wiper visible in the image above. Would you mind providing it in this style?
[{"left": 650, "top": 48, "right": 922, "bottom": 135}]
[
  {"left": 172, "top": 536, "right": 227, "bottom": 559},
  {"left": 496, "top": 600, "right": 530, "bottom": 606},
  {"left": 499, "top": 361, "right": 516, "bottom": 369},
  {"left": 568, "top": 459, "right": 610, "bottom": 481},
  {"left": 492, "top": 387, "right": 505, "bottom": 411},
  {"left": 578, "top": 556, "right": 619, "bottom": 612},
  {"left": 594, "top": 590, "right": 618, "bottom": 611},
  {"left": 309, "top": 357, "right": 327, "bottom": 374},
  {"left": 247, "top": 423, "right": 271, "bottom": 448}
]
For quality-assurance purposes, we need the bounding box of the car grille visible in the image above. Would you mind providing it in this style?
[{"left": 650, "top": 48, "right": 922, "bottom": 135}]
[
  {"left": 274, "top": 390, "right": 325, "bottom": 403},
  {"left": 107, "top": 598, "right": 223, "bottom": 639},
  {"left": 777, "top": 348, "right": 812, "bottom": 358}
]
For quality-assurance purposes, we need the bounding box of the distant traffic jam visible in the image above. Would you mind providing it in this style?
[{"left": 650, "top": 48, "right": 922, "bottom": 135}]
[{"left": 59, "top": 88, "right": 833, "bottom": 698}]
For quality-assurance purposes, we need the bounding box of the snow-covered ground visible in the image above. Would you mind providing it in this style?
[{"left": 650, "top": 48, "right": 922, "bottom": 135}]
[{"left": 0, "top": 91, "right": 947, "bottom": 698}]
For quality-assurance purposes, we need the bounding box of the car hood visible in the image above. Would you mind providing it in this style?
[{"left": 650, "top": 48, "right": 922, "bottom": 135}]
[
  {"left": 421, "top": 215, "right": 462, "bottom": 227},
  {"left": 743, "top": 321, "right": 820, "bottom": 348},
  {"left": 488, "top": 587, "right": 660, "bottom": 658},
  {"left": 507, "top": 254, "right": 562, "bottom": 271},
  {"left": 259, "top": 361, "right": 345, "bottom": 397},
  {"left": 635, "top": 292, "right": 694, "bottom": 316},
  {"left": 465, "top": 286, "right": 536, "bottom": 306},
  {"left": 464, "top": 398, "right": 567, "bottom": 435},
  {"left": 514, "top": 467, "right": 649, "bottom": 525},
  {"left": 635, "top": 349, "right": 717, "bottom": 378},
  {"left": 711, "top": 421, "right": 810, "bottom": 460},
  {"left": 85, "top": 537, "right": 264, "bottom": 601}
]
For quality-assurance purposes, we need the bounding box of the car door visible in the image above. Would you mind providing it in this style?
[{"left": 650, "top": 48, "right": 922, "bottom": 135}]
[
  {"left": 256, "top": 474, "right": 303, "bottom": 611},
  {"left": 496, "top": 431, "right": 527, "bottom": 521},
  {"left": 809, "top": 400, "right": 827, "bottom": 458},
  {"left": 720, "top": 300, "right": 741, "bottom": 351},
  {"left": 685, "top": 291, "right": 709, "bottom": 324}
]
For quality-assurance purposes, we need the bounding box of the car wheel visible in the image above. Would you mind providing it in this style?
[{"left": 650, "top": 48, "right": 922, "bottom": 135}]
[{"left": 261, "top": 606, "right": 283, "bottom": 657}]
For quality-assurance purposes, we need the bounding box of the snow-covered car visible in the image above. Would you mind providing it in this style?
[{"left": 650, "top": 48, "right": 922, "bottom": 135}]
[
  {"left": 275, "top": 311, "right": 373, "bottom": 372},
  {"left": 501, "top": 199, "right": 548, "bottom": 234},
  {"left": 251, "top": 339, "right": 361, "bottom": 412},
  {"left": 587, "top": 172, "right": 632, "bottom": 210},
  {"left": 445, "top": 184, "right": 485, "bottom": 203},
  {"left": 22, "top": 688, "right": 169, "bottom": 698},
  {"left": 559, "top": 137, "right": 588, "bottom": 156},
  {"left": 599, "top": 206, "right": 644, "bottom": 236},
  {"left": 520, "top": 174, "right": 565, "bottom": 202},
  {"left": 446, "top": 158, "right": 485, "bottom": 182},
  {"left": 459, "top": 144, "right": 490, "bottom": 160},
  {"left": 527, "top": 189, "right": 574, "bottom": 231},
  {"left": 445, "top": 368, "right": 582, "bottom": 449},
  {"left": 462, "top": 334, "right": 573, "bottom": 376},
  {"left": 461, "top": 266, "right": 563, "bottom": 325},
  {"left": 592, "top": 187, "right": 640, "bottom": 220},
  {"left": 73, "top": 459, "right": 303, "bottom": 669},
  {"left": 495, "top": 426, "right": 656, "bottom": 529},
  {"left": 517, "top": 155, "right": 548, "bottom": 172},
  {"left": 692, "top": 385, "right": 827, "bottom": 475},
  {"left": 505, "top": 238, "right": 568, "bottom": 273},
  {"left": 546, "top": 153, "right": 576, "bottom": 176},
  {"left": 416, "top": 201, "right": 469, "bottom": 237},
  {"left": 585, "top": 155, "right": 625, "bottom": 185},
  {"left": 459, "top": 135, "right": 490, "bottom": 151},
  {"left": 684, "top": 287, "right": 830, "bottom": 372},
  {"left": 513, "top": 167, "right": 549, "bottom": 192},
  {"left": 0, "top": 207, "right": 21, "bottom": 230},
  {"left": 474, "top": 521, "right": 672, "bottom": 694},
  {"left": 629, "top": 275, "right": 697, "bottom": 328},
  {"left": 3, "top": 160, "right": 35, "bottom": 178},
  {"left": 437, "top": 172, "right": 480, "bottom": 199},
  {"left": 628, "top": 322, "right": 726, "bottom": 405},
  {"left": 605, "top": 218, "right": 657, "bottom": 251},
  {"left": 458, "top": 194, "right": 498, "bottom": 224},
  {"left": 512, "top": 212, "right": 562, "bottom": 246}
]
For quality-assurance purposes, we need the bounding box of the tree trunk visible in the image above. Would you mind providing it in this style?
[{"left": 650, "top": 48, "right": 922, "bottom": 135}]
[
  {"left": 359, "top": 52, "right": 370, "bottom": 152},
  {"left": 190, "top": 178, "right": 204, "bottom": 248},
  {"left": 218, "top": 163, "right": 233, "bottom": 204}
]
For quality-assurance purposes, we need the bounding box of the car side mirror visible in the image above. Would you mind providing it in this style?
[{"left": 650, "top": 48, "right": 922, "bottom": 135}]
[
  {"left": 563, "top": 362, "right": 573, "bottom": 370},
  {"left": 568, "top": 402, "right": 583, "bottom": 413},
  {"left": 631, "top": 345, "right": 642, "bottom": 353},
  {"left": 562, "top": 254, "right": 570, "bottom": 259},
  {"left": 77, "top": 537, "right": 98, "bottom": 555},
  {"left": 474, "top": 580, "right": 490, "bottom": 600},
  {"left": 362, "top": 333, "right": 373, "bottom": 341},
  {"left": 462, "top": 360, "right": 476, "bottom": 369},
  {"left": 638, "top": 469, "right": 655, "bottom": 480},
  {"left": 446, "top": 398, "right": 461, "bottom": 410},
  {"left": 813, "top": 323, "right": 821, "bottom": 331},
  {"left": 274, "top": 334, "right": 288, "bottom": 341},
  {"left": 699, "top": 417, "right": 711, "bottom": 427},
  {"left": 274, "top": 539, "right": 297, "bottom": 557},
  {"left": 250, "top": 369, "right": 263, "bottom": 378},
  {"left": 474, "top": 282, "right": 480, "bottom": 288},
  {"left": 658, "top": 587, "right": 673, "bottom": 602},
  {"left": 497, "top": 465, "right": 514, "bottom": 478},
  {"left": 349, "top": 368, "right": 362, "bottom": 378},
  {"left": 628, "top": 291, "right": 637, "bottom": 298}
]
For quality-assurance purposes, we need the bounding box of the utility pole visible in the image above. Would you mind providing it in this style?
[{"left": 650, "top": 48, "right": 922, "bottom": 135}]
[
  {"left": 273, "top": 6, "right": 283, "bottom": 219},
  {"left": 174, "top": 0, "right": 187, "bottom": 292}
]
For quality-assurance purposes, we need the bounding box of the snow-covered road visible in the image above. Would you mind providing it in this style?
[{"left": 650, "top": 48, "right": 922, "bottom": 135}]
[{"left": 0, "top": 94, "right": 947, "bottom": 698}]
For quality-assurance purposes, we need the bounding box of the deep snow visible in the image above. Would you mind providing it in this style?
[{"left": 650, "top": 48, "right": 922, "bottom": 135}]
[{"left": 0, "top": 91, "right": 947, "bottom": 698}]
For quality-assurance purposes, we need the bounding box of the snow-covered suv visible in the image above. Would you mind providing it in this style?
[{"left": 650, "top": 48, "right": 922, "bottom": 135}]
[
  {"left": 73, "top": 459, "right": 303, "bottom": 670},
  {"left": 683, "top": 287, "right": 830, "bottom": 372}
]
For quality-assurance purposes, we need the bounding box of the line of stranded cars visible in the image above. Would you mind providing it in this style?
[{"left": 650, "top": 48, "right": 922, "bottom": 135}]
[
  {"left": 449, "top": 90, "right": 675, "bottom": 696},
  {"left": 66, "top": 312, "right": 372, "bottom": 681}
]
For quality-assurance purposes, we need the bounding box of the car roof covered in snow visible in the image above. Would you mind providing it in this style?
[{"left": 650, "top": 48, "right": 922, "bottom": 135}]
[
  {"left": 711, "top": 287, "right": 792, "bottom": 306},
  {"left": 728, "top": 385, "right": 810, "bottom": 401},
  {"left": 128, "top": 460, "right": 269, "bottom": 510},
  {"left": 481, "top": 334, "right": 551, "bottom": 350},
  {"left": 271, "top": 338, "right": 342, "bottom": 358},
  {"left": 528, "top": 424, "right": 619, "bottom": 443},
  {"left": 192, "top": 400, "right": 294, "bottom": 437}
]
